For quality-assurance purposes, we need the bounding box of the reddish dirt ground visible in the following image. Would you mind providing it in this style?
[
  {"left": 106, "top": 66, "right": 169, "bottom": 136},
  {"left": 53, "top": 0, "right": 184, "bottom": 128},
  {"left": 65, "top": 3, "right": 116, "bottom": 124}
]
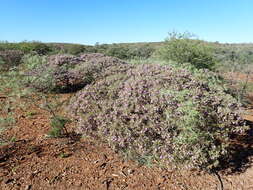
[{"left": 1, "top": 87, "right": 253, "bottom": 189}]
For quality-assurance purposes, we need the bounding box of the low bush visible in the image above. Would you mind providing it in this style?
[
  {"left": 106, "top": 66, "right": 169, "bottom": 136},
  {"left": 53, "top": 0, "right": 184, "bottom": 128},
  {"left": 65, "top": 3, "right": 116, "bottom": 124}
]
[
  {"left": 22, "top": 54, "right": 47, "bottom": 70},
  {"left": 93, "top": 43, "right": 156, "bottom": 60},
  {"left": 66, "top": 44, "right": 87, "bottom": 55},
  {"left": 68, "top": 63, "right": 247, "bottom": 171},
  {"left": 48, "top": 115, "right": 69, "bottom": 138},
  {"left": 24, "top": 53, "right": 130, "bottom": 92},
  {"left": 31, "top": 42, "right": 52, "bottom": 55},
  {"left": 127, "top": 45, "right": 155, "bottom": 59},
  {"left": 0, "top": 50, "right": 24, "bottom": 71}
]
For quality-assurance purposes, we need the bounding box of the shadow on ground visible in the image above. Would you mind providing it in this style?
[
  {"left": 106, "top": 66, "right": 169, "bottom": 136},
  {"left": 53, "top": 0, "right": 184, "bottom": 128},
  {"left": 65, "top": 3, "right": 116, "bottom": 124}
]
[
  {"left": 218, "top": 119, "right": 253, "bottom": 174},
  {"left": 0, "top": 132, "right": 83, "bottom": 171}
]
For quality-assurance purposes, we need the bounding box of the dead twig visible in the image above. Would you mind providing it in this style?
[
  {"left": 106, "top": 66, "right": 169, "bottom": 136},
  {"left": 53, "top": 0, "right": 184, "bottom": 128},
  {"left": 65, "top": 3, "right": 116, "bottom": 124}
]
[{"left": 214, "top": 171, "right": 224, "bottom": 190}]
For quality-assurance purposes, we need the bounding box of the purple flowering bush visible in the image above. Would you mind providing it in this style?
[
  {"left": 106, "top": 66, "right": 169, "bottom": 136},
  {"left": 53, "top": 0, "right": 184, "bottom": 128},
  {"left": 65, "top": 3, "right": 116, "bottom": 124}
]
[
  {"left": 68, "top": 64, "right": 247, "bottom": 171},
  {"left": 24, "top": 53, "right": 128, "bottom": 92}
]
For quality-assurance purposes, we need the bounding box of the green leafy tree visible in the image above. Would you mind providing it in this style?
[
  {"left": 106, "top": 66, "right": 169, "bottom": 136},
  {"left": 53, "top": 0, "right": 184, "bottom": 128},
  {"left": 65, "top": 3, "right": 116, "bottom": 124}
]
[
  {"left": 158, "top": 32, "right": 216, "bottom": 69},
  {"left": 32, "top": 42, "right": 52, "bottom": 55}
]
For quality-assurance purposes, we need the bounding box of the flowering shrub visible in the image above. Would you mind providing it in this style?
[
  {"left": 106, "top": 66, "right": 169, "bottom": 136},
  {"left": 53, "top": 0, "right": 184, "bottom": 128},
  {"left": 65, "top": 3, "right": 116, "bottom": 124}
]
[
  {"left": 68, "top": 64, "right": 247, "bottom": 171},
  {"left": 24, "top": 53, "right": 129, "bottom": 92},
  {"left": 0, "top": 50, "right": 24, "bottom": 71}
]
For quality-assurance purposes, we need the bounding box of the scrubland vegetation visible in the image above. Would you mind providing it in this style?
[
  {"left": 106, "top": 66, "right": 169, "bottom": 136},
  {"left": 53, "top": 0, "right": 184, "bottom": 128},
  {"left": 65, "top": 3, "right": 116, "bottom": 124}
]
[{"left": 1, "top": 33, "right": 253, "bottom": 177}]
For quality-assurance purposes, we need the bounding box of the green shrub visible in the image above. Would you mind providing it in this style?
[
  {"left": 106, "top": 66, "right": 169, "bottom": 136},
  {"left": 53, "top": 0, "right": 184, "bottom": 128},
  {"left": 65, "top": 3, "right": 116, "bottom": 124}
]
[
  {"left": 21, "top": 54, "right": 55, "bottom": 91},
  {"left": 0, "top": 42, "right": 52, "bottom": 55},
  {"left": 22, "top": 54, "right": 47, "bottom": 70},
  {"left": 93, "top": 43, "right": 155, "bottom": 60},
  {"left": 16, "top": 42, "right": 52, "bottom": 55},
  {"left": 31, "top": 43, "right": 52, "bottom": 55},
  {"left": 66, "top": 44, "right": 86, "bottom": 55},
  {"left": 48, "top": 116, "right": 69, "bottom": 138},
  {"left": 157, "top": 32, "right": 216, "bottom": 69},
  {"left": 0, "top": 114, "right": 16, "bottom": 129},
  {"left": 127, "top": 45, "right": 155, "bottom": 59},
  {"left": 104, "top": 44, "right": 130, "bottom": 59}
]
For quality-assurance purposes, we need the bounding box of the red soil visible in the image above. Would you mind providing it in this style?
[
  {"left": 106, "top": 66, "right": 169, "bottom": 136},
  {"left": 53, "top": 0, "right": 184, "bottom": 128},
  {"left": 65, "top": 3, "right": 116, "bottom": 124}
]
[{"left": 1, "top": 90, "right": 253, "bottom": 190}]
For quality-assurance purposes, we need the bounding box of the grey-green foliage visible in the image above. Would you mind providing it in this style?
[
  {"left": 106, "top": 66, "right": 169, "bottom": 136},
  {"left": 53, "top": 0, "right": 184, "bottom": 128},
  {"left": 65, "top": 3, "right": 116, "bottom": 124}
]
[
  {"left": 0, "top": 57, "right": 71, "bottom": 143},
  {"left": 21, "top": 54, "right": 56, "bottom": 92},
  {"left": 0, "top": 70, "right": 27, "bottom": 143},
  {"left": 0, "top": 62, "right": 35, "bottom": 146},
  {"left": 0, "top": 112, "right": 16, "bottom": 145},
  {"left": 215, "top": 48, "right": 253, "bottom": 104},
  {"left": 214, "top": 44, "right": 253, "bottom": 69},
  {"left": 21, "top": 53, "right": 47, "bottom": 71},
  {"left": 0, "top": 114, "right": 16, "bottom": 129},
  {"left": 161, "top": 67, "right": 247, "bottom": 171},
  {"left": 164, "top": 89, "right": 223, "bottom": 170},
  {"left": 21, "top": 54, "right": 50, "bottom": 85},
  {"left": 157, "top": 32, "right": 216, "bottom": 69},
  {"left": 0, "top": 70, "right": 25, "bottom": 144}
]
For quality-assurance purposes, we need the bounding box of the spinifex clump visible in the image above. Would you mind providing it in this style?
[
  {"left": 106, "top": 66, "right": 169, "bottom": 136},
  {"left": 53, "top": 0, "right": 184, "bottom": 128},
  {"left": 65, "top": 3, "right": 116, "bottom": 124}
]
[
  {"left": 24, "top": 53, "right": 129, "bottom": 92},
  {"left": 68, "top": 63, "right": 247, "bottom": 171}
]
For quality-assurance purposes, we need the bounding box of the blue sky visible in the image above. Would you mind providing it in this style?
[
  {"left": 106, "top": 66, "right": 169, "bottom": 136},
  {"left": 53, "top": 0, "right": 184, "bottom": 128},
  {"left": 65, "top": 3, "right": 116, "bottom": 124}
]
[{"left": 0, "top": 0, "right": 252, "bottom": 44}]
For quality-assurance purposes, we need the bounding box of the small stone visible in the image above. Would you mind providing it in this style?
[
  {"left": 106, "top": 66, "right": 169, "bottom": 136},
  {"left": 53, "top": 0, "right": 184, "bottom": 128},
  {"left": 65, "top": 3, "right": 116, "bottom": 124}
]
[
  {"left": 25, "top": 184, "right": 32, "bottom": 190},
  {"left": 4, "top": 178, "right": 14, "bottom": 184},
  {"left": 157, "top": 177, "right": 165, "bottom": 185},
  {"left": 128, "top": 169, "right": 134, "bottom": 174},
  {"left": 74, "top": 180, "right": 82, "bottom": 187}
]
